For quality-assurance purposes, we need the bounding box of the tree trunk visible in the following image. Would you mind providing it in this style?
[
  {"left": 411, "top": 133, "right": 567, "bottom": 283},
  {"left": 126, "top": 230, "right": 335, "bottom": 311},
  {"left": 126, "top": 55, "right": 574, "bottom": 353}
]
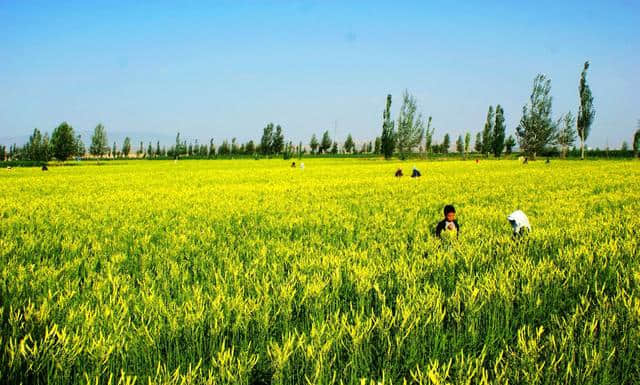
[{"left": 580, "top": 137, "right": 585, "bottom": 160}]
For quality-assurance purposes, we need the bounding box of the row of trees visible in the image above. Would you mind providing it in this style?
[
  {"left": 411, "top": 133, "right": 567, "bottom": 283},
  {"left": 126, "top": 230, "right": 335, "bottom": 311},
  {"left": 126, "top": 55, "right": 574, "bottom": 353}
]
[
  {"left": 7, "top": 117, "right": 633, "bottom": 162},
  {"left": 4, "top": 122, "right": 292, "bottom": 161},
  {"left": 379, "top": 91, "right": 433, "bottom": 159},
  {"left": 4, "top": 122, "right": 122, "bottom": 162},
  {"left": 373, "top": 62, "right": 598, "bottom": 160},
  {"left": 515, "top": 62, "right": 595, "bottom": 159},
  {"left": 376, "top": 91, "right": 514, "bottom": 159},
  {"left": 308, "top": 131, "right": 339, "bottom": 154},
  {"left": 14, "top": 123, "right": 86, "bottom": 162},
  {"left": 477, "top": 105, "right": 508, "bottom": 157},
  {"left": 5, "top": 61, "right": 640, "bottom": 162}
]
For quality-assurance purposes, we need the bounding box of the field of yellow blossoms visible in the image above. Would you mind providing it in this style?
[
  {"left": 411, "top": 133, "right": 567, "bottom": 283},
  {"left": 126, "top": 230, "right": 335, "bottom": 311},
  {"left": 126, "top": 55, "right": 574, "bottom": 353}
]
[{"left": 1, "top": 158, "right": 639, "bottom": 384}]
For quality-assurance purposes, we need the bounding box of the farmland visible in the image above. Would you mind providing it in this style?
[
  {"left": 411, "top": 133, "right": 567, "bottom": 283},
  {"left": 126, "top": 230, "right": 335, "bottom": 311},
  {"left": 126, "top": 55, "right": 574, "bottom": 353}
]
[{"left": 1, "top": 159, "right": 639, "bottom": 384}]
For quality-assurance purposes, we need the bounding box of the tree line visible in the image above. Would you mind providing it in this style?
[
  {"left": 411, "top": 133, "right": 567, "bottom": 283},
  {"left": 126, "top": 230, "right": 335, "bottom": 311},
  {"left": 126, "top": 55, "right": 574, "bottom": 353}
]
[
  {"left": 374, "top": 62, "right": 605, "bottom": 160},
  {"left": 4, "top": 61, "right": 640, "bottom": 163},
  {"left": 514, "top": 62, "right": 595, "bottom": 160}
]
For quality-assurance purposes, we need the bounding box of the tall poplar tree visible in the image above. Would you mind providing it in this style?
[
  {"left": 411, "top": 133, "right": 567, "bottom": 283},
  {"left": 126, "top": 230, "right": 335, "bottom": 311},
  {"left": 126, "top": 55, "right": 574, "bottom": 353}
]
[
  {"left": 556, "top": 111, "right": 577, "bottom": 158},
  {"left": 577, "top": 61, "right": 595, "bottom": 160},
  {"left": 320, "top": 131, "right": 332, "bottom": 154},
  {"left": 493, "top": 105, "right": 506, "bottom": 157},
  {"left": 456, "top": 135, "right": 464, "bottom": 156},
  {"left": 482, "top": 106, "right": 494, "bottom": 157},
  {"left": 380, "top": 94, "right": 395, "bottom": 159},
  {"left": 260, "top": 123, "right": 274, "bottom": 155},
  {"left": 123, "top": 137, "right": 131, "bottom": 157},
  {"left": 633, "top": 120, "right": 640, "bottom": 158},
  {"left": 474, "top": 133, "right": 482, "bottom": 153},
  {"left": 516, "top": 74, "right": 557, "bottom": 159},
  {"left": 395, "top": 90, "right": 425, "bottom": 160},
  {"left": 89, "top": 124, "right": 108, "bottom": 157},
  {"left": 464, "top": 132, "right": 471, "bottom": 157},
  {"left": 309, "top": 134, "right": 319, "bottom": 154},
  {"left": 51, "top": 122, "right": 76, "bottom": 161}
]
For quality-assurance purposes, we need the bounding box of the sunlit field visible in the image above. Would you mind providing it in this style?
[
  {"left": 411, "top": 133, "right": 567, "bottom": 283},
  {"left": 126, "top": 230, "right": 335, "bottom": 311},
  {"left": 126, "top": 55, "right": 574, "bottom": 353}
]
[{"left": 1, "top": 159, "right": 639, "bottom": 384}]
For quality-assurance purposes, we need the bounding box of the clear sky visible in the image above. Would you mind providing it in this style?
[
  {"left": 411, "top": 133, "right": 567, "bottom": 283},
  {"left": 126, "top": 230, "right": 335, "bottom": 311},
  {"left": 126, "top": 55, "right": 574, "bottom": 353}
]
[{"left": 1, "top": 0, "right": 638, "bottom": 148}]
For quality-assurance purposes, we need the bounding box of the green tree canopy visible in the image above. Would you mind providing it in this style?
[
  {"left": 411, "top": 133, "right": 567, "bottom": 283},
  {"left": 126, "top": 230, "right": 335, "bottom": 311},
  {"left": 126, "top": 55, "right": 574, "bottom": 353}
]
[
  {"left": 556, "top": 111, "right": 577, "bottom": 158},
  {"left": 380, "top": 94, "right": 395, "bottom": 159},
  {"left": 396, "top": 90, "right": 425, "bottom": 160},
  {"left": 474, "top": 132, "right": 482, "bottom": 153},
  {"left": 271, "top": 125, "right": 284, "bottom": 154},
  {"left": 464, "top": 132, "right": 471, "bottom": 156},
  {"left": 260, "top": 123, "right": 274, "bottom": 155},
  {"left": 482, "top": 106, "right": 494, "bottom": 156},
  {"left": 516, "top": 74, "right": 557, "bottom": 159},
  {"left": 505, "top": 135, "right": 516, "bottom": 155},
  {"left": 320, "top": 131, "right": 332, "bottom": 154},
  {"left": 343, "top": 134, "right": 355, "bottom": 154},
  {"left": 89, "top": 124, "right": 108, "bottom": 157},
  {"left": 493, "top": 105, "right": 506, "bottom": 157},
  {"left": 51, "top": 122, "right": 76, "bottom": 161},
  {"left": 577, "top": 61, "right": 595, "bottom": 159},
  {"left": 123, "top": 137, "right": 131, "bottom": 157}
]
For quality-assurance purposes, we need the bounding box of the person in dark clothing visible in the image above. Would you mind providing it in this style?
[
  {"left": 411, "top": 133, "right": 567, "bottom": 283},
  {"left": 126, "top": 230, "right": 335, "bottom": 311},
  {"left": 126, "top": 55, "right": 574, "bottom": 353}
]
[
  {"left": 41, "top": 164, "right": 48, "bottom": 171},
  {"left": 291, "top": 162, "right": 296, "bottom": 168},
  {"left": 411, "top": 166, "right": 421, "bottom": 178},
  {"left": 435, "top": 205, "right": 460, "bottom": 238},
  {"left": 395, "top": 168, "right": 403, "bottom": 177}
]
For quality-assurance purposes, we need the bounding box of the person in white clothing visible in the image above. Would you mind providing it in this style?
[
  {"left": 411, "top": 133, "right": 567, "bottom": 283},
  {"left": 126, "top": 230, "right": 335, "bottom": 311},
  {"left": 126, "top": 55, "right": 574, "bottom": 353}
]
[{"left": 507, "top": 210, "right": 531, "bottom": 237}]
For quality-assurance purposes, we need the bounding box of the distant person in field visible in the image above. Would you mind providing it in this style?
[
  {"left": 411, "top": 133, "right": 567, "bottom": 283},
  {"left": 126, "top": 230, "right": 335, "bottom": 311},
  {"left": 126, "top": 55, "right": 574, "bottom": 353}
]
[
  {"left": 436, "top": 205, "right": 459, "bottom": 238},
  {"left": 411, "top": 166, "right": 421, "bottom": 178},
  {"left": 41, "top": 164, "right": 48, "bottom": 171},
  {"left": 475, "top": 159, "right": 479, "bottom": 164},
  {"left": 300, "top": 162, "right": 305, "bottom": 170},
  {"left": 291, "top": 161, "right": 296, "bottom": 168},
  {"left": 507, "top": 210, "right": 531, "bottom": 237},
  {"left": 395, "top": 168, "right": 403, "bottom": 177}
]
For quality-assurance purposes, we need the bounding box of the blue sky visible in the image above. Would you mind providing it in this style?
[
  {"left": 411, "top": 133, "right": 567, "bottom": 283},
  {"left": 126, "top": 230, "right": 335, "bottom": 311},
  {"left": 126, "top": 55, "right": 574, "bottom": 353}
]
[{"left": 1, "top": 0, "right": 638, "bottom": 148}]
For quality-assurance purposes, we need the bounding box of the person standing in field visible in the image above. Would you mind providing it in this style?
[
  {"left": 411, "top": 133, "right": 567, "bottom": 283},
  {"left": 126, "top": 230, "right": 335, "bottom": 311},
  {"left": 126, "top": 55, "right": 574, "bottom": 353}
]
[
  {"left": 411, "top": 166, "right": 421, "bottom": 178},
  {"left": 395, "top": 168, "right": 403, "bottom": 177},
  {"left": 436, "top": 205, "right": 459, "bottom": 238}
]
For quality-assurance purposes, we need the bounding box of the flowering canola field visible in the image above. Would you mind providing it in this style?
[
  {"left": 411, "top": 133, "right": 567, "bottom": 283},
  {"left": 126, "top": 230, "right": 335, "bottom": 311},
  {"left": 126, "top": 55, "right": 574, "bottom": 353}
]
[{"left": 1, "top": 159, "right": 639, "bottom": 385}]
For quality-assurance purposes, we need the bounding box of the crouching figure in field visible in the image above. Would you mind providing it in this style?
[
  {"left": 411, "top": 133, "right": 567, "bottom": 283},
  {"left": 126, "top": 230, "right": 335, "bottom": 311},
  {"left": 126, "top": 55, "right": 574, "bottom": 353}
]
[
  {"left": 508, "top": 210, "right": 531, "bottom": 238},
  {"left": 436, "top": 205, "right": 459, "bottom": 239}
]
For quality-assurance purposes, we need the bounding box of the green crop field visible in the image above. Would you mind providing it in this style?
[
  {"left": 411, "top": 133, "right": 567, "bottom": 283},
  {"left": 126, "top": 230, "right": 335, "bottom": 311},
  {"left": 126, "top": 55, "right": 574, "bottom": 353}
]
[{"left": 1, "top": 159, "right": 639, "bottom": 384}]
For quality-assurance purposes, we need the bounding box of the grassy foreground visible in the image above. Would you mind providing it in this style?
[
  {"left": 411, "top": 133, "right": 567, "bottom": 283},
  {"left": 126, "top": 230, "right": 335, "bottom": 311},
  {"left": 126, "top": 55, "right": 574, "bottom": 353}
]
[{"left": 1, "top": 159, "right": 639, "bottom": 384}]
